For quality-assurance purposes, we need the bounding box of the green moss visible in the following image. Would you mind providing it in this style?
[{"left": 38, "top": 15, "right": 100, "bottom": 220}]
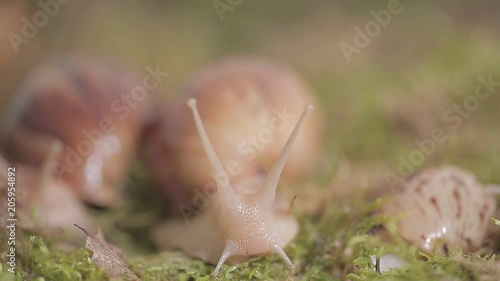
[
  {"left": 0, "top": 235, "right": 106, "bottom": 281},
  {"left": 2, "top": 195, "right": 498, "bottom": 281}
]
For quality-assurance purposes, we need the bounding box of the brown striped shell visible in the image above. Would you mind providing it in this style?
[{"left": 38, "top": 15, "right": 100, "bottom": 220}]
[
  {"left": 1, "top": 57, "right": 154, "bottom": 207},
  {"left": 380, "top": 166, "right": 496, "bottom": 254},
  {"left": 146, "top": 57, "right": 323, "bottom": 214}
]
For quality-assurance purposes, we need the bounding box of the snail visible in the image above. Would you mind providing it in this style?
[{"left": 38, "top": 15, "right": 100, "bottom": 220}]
[
  {"left": 146, "top": 57, "right": 323, "bottom": 215},
  {"left": 0, "top": 57, "right": 154, "bottom": 207},
  {"left": 0, "top": 153, "right": 8, "bottom": 182},
  {"left": 0, "top": 142, "right": 91, "bottom": 237},
  {"left": 153, "top": 98, "right": 313, "bottom": 276},
  {"left": 380, "top": 166, "right": 497, "bottom": 254}
]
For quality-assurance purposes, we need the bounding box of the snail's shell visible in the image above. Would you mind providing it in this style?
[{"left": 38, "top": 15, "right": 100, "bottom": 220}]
[
  {"left": 0, "top": 154, "right": 8, "bottom": 182},
  {"left": 1, "top": 57, "right": 153, "bottom": 207},
  {"left": 146, "top": 57, "right": 323, "bottom": 212},
  {"left": 381, "top": 166, "right": 496, "bottom": 253}
]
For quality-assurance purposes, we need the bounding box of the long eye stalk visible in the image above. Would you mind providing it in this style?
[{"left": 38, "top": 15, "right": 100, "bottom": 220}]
[
  {"left": 187, "top": 98, "right": 237, "bottom": 205},
  {"left": 258, "top": 104, "right": 313, "bottom": 206}
]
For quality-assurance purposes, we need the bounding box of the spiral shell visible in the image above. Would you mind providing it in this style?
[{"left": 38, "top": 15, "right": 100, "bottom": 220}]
[
  {"left": 381, "top": 166, "right": 496, "bottom": 254},
  {"left": 146, "top": 57, "right": 323, "bottom": 212},
  {"left": 1, "top": 57, "right": 154, "bottom": 207}
]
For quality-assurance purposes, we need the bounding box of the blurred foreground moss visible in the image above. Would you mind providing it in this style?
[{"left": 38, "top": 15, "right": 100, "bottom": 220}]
[
  {"left": 1, "top": 195, "right": 499, "bottom": 281},
  {"left": 0, "top": 235, "right": 106, "bottom": 281}
]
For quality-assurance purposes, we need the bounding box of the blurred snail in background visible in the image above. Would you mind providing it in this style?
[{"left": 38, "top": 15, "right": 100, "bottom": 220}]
[
  {"left": 380, "top": 166, "right": 498, "bottom": 254},
  {"left": 30, "top": 143, "right": 92, "bottom": 234},
  {"left": 1, "top": 57, "right": 154, "bottom": 208},
  {"left": 0, "top": 153, "right": 8, "bottom": 183},
  {"left": 146, "top": 57, "right": 324, "bottom": 215},
  {"left": 1, "top": 143, "right": 91, "bottom": 236}
]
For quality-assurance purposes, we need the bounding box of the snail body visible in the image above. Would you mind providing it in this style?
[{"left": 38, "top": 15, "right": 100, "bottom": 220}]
[
  {"left": 381, "top": 166, "right": 497, "bottom": 254},
  {"left": 154, "top": 98, "right": 313, "bottom": 275},
  {"left": 1, "top": 57, "right": 154, "bottom": 207},
  {"left": 146, "top": 57, "right": 323, "bottom": 214},
  {"left": 1, "top": 143, "right": 91, "bottom": 237}
]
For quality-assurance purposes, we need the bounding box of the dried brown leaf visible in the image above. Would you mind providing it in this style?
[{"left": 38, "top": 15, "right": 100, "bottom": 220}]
[{"left": 74, "top": 224, "right": 142, "bottom": 281}]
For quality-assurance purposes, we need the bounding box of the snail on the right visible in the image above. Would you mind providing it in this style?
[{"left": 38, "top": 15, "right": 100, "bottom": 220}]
[{"left": 380, "top": 166, "right": 498, "bottom": 254}]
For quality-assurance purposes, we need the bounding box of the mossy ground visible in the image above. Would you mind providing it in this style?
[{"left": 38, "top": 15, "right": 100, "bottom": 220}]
[
  {"left": 1, "top": 1, "right": 500, "bottom": 280},
  {"left": 1, "top": 194, "right": 499, "bottom": 280}
]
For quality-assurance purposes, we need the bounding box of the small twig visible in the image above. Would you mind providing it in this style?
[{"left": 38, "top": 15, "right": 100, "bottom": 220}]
[
  {"left": 375, "top": 256, "right": 381, "bottom": 274},
  {"left": 74, "top": 223, "right": 91, "bottom": 236},
  {"left": 289, "top": 195, "right": 298, "bottom": 211}
]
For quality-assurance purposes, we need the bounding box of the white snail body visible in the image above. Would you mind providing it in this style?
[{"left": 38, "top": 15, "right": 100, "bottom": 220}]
[{"left": 153, "top": 98, "right": 314, "bottom": 275}]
